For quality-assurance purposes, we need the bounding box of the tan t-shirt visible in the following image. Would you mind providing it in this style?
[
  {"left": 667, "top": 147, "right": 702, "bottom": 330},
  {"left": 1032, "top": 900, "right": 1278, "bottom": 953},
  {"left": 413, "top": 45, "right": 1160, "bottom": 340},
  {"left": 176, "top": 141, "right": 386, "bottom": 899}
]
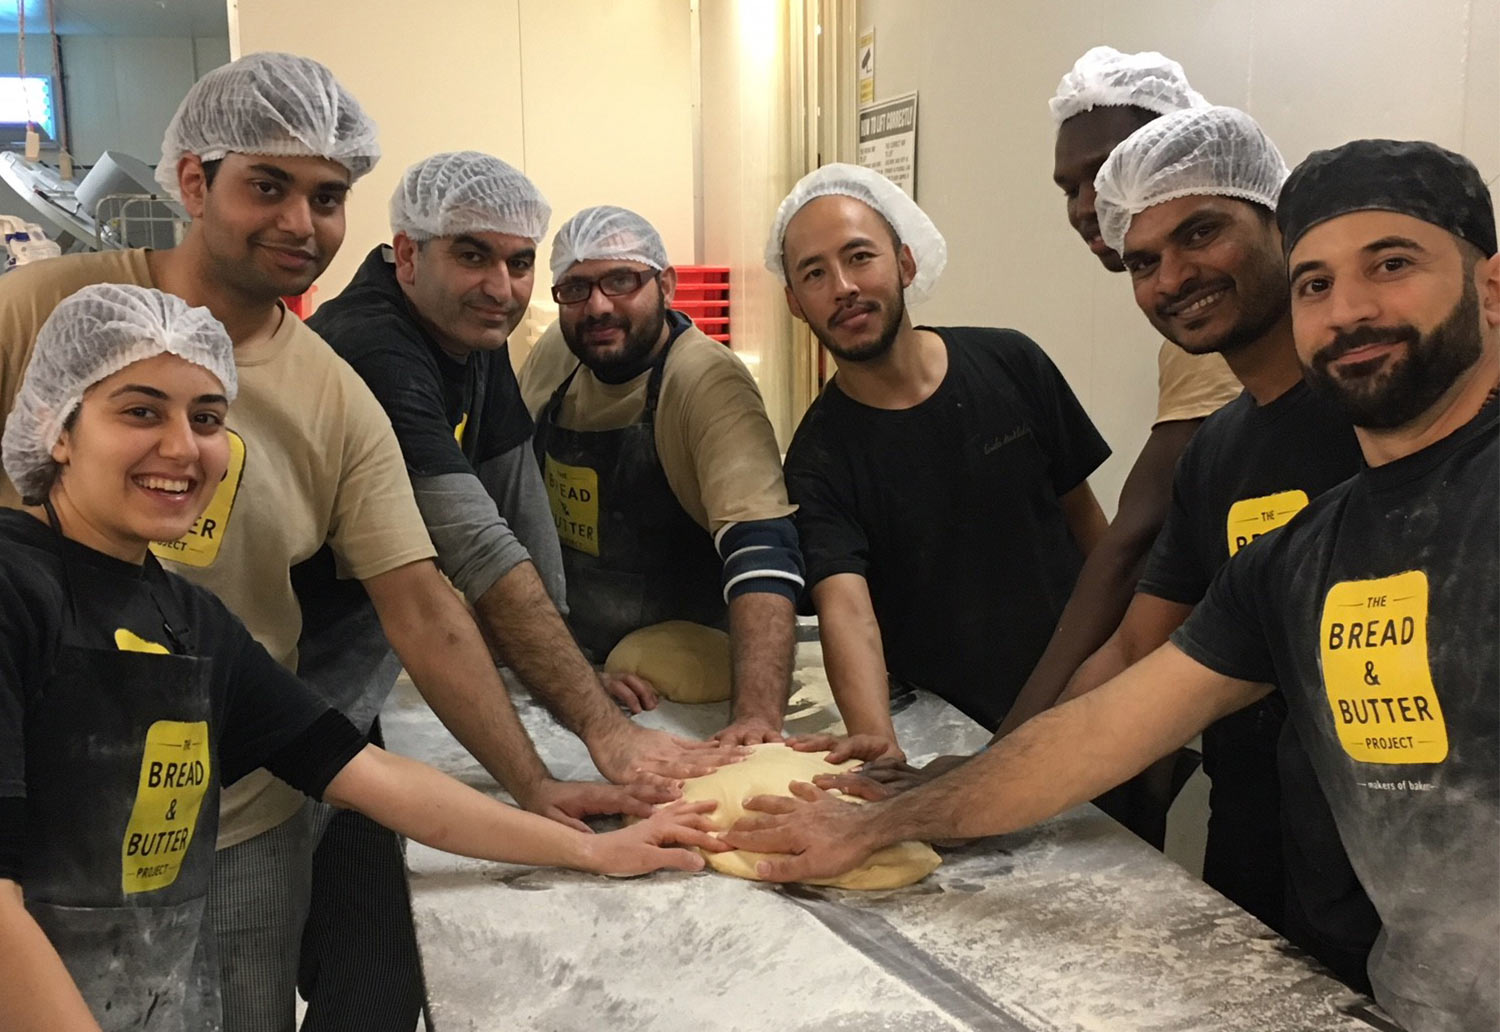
[
  {"left": 1154, "top": 341, "right": 1243, "bottom": 426},
  {"left": 519, "top": 318, "right": 794, "bottom": 533},
  {"left": 0, "top": 249, "right": 436, "bottom": 847}
]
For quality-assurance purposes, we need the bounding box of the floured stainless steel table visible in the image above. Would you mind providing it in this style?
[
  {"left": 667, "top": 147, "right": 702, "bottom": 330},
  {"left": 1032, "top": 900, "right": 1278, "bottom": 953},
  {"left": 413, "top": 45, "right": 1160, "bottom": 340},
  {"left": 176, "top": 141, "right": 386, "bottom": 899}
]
[{"left": 381, "top": 644, "right": 1392, "bottom": 1032}]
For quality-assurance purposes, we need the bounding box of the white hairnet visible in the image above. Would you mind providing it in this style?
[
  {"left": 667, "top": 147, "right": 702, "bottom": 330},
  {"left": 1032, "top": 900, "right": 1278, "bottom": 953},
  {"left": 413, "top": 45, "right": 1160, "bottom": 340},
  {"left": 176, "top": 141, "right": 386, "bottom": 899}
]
[
  {"left": 3, "top": 284, "right": 237, "bottom": 503},
  {"left": 1049, "top": 45, "right": 1207, "bottom": 128},
  {"left": 1094, "top": 105, "right": 1290, "bottom": 256},
  {"left": 764, "top": 163, "right": 947, "bottom": 304},
  {"left": 549, "top": 205, "right": 668, "bottom": 279},
  {"left": 155, "top": 51, "right": 379, "bottom": 202},
  {"left": 390, "top": 151, "right": 550, "bottom": 242}
]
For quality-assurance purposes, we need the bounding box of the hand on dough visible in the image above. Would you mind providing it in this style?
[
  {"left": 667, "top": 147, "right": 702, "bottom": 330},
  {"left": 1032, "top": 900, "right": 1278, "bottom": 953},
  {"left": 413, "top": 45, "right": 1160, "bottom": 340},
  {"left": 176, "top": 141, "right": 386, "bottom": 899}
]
[
  {"left": 600, "top": 670, "right": 660, "bottom": 713},
  {"left": 586, "top": 800, "right": 733, "bottom": 876},
  {"left": 713, "top": 717, "right": 786, "bottom": 747},
  {"left": 719, "top": 780, "right": 883, "bottom": 883},
  {"left": 813, "top": 752, "right": 966, "bottom": 800},
  {"left": 518, "top": 777, "right": 678, "bottom": 832},
  {"left": 786, "top": 732, "right": 906, "bottom": 765},
  {"left": 589, "top": 720, "right": 748, "bottom": 790}
]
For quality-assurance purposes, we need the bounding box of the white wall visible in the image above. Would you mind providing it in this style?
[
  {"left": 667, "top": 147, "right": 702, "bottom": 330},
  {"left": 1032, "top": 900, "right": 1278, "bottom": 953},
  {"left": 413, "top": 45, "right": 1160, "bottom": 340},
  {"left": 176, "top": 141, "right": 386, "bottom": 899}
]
[
  {"left": 856, "top": 0, "right": 1500, "bottom": 511},
  {"left": 232, "top": 0, "right": 696, "bottom": 320}
]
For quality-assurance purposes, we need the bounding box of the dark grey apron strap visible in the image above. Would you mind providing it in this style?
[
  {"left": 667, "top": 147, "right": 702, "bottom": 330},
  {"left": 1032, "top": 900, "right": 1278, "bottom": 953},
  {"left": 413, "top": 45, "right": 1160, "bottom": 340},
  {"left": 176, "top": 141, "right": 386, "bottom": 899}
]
[{"left": 42, "top": 498, "right": 189, "bottom": 651}]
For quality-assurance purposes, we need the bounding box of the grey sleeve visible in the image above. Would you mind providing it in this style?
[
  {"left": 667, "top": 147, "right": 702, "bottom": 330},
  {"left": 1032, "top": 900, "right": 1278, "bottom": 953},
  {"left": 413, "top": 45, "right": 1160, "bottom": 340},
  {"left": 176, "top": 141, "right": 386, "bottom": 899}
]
[
  {"left": 474, "top": 443, "right": 569, "bottom": 612},
  {"left": 410, "top": 471, "right": 533, "bottom": 606}
]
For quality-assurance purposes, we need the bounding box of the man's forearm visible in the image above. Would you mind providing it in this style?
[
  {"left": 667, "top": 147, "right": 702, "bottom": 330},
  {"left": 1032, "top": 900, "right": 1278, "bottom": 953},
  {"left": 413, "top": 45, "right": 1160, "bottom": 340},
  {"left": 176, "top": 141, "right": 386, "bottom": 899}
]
[
  {"left": 814, "top": 577, "right": 899, "bottom": 742},
  {"left": 826, "top": 650, "right": 898, "bottom": 739},
  {"left": 727, "top": 591, "right": 796, "bottom": 727},
  {"left": 1053, "top": 632, "right": 1134, "bottom": 708},
  {"left": 997, "top": 423, "right": 1197, "bottom": 739},
  {"left": 875, "top": 645, "right": 1265, "bottom": 846},
  {"left": 474, "top": 560, "right": 627, "bottom": 740},
  {"left": 1049, "top": 592, "right": 1195, "bottom": 711},
  {"left": 410, "top": 469, "right": 612, "bottom": 736},
  {"left": 993, "top": 530, "right": 1144, "bottom": 738},
  {"left": 368, "top": 562, "right": 552, "bottom": 797}
]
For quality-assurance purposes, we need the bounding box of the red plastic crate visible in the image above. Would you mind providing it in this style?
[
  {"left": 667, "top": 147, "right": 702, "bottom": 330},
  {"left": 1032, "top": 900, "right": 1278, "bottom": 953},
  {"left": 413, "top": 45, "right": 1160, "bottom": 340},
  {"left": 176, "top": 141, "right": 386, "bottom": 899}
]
[
  {"left": 675, "top": 284, "right": 730, "bottom": 302},
  {"left": 676, "top": 265, "right": 731, "bottom": 346},
  {"left": 676, "top": 265, "right": 729, "bottom": 285}
]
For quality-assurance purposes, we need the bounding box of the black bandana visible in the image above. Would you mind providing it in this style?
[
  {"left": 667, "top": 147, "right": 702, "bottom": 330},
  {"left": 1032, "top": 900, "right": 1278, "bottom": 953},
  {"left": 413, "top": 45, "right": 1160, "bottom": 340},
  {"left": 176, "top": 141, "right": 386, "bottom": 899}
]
[{"left": 1278, "top": 139, "right": 1496, "bottom": 257}]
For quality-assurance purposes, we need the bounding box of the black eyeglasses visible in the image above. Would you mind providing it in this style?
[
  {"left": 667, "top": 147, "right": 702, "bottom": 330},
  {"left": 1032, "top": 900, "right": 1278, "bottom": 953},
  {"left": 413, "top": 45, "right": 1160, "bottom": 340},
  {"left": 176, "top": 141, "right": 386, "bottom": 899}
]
[{"left": 551, "top": 268, "right": 658, "bottom": 305}]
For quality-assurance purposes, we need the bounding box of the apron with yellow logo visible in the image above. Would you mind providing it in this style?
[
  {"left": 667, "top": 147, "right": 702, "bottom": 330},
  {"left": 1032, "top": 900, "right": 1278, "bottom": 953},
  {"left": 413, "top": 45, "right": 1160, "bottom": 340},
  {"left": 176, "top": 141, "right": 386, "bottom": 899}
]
[
  {"left": 24, "top": 509, "right": 222, "bottom": 1030},
  {"left": 533, "top": 335, "right": 726, "bottom": 660}
]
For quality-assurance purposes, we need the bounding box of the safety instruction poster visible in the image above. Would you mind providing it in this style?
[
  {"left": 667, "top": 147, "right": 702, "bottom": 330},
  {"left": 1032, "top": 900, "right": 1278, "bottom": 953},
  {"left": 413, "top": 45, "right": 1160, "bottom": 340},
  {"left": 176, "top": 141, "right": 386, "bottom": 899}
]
[{"left": 858, "top": 91, "right": 917, "bottom": 198}]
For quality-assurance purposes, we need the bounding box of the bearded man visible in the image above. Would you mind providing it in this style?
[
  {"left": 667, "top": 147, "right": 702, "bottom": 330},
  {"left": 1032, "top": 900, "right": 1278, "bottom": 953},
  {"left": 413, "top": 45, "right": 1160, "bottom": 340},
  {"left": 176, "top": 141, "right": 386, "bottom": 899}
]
[{"left": 520, "top": 206, "right": 804, "bottom": 746}]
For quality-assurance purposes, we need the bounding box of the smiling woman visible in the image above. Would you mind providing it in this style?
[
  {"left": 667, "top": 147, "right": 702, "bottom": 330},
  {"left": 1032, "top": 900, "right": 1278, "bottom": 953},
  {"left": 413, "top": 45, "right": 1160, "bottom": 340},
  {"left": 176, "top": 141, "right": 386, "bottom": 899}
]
[
  {"left": 46, "top": 353, "right": 232, "bottom": 559},
  {"left": 2, "top": 283, "right": 239, "bottom": 530}
]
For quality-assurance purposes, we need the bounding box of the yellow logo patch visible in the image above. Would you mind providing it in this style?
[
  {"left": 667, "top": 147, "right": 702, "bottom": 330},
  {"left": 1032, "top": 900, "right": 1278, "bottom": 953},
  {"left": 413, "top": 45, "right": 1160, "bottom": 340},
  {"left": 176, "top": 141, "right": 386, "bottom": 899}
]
[
  {"left": 150, "top": 429, "right": 246, "bottom": 568},
  {"left": 121, "top": 720, "right": 212, "bottom": 894},
  {"left": 544, "top": 456, "right": 600, "bottom": 557},
  {"left": 1319, "top": 570, "right": 1448, "bottom": 765},
  {"left": 1226, "top": 489, "right": 1309, "bottom": 556},
  {"left": 114, "top": 628, "right": 169, "bottom": 654}
]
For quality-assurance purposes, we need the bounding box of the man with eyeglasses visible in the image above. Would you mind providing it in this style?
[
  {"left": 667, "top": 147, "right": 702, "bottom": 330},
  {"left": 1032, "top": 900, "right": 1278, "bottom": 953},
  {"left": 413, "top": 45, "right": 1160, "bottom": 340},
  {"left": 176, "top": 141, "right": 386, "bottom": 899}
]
[{"left": 519, "top": 206, "right": 804, "bottom": 746}]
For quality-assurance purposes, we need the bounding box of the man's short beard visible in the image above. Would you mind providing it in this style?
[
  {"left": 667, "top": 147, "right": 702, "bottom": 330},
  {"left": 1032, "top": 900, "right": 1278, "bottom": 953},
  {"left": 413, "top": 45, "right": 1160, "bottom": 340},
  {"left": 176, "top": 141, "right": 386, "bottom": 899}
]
[
  {"left": 207, "top": 238, "right": 317, "bottom": 306},
  {"left": 1161, "top": 244, "right": 1288, "bottom": 357},
  {"left": 818, "top": 288, "right": 906, "bottom": 364},
  {"left": 1197, "top": 288, "right": 1286, "bottom": 356},
  {"left": 1304, "top": 273, "right": 1483, "bottom": 430},
  {"left": 563, "top": 291, "right": 668, "bottom": 382}
]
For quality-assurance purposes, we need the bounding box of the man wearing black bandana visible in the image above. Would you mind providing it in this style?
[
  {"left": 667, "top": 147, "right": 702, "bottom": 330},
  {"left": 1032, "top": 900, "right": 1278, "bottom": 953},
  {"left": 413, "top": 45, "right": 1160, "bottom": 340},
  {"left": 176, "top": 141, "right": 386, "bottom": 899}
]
[
  {"left": 724, "top": 139, "right": 1499, "bottom": 1032},
  {"left": 1078, "top": 105, "right": 1376, "bottom": 985}
]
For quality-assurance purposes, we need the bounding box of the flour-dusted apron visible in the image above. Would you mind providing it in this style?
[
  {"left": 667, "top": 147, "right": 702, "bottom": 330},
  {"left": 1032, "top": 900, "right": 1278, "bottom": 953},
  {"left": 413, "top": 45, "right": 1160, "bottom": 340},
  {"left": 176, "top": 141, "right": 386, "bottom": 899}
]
[
  {"left": 24, "top": 508, "right": 223, "bottom": 1030},
  {"left": 533, "top": 335, "right": 726, "bottom": 660}
]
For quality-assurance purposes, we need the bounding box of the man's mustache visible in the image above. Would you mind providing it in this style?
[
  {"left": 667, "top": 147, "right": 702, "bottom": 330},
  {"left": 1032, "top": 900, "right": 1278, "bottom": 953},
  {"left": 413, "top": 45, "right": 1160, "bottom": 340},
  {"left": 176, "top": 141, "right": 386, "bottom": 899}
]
[{"left": 1314, "top": 324, "right": 1419, "bottom": 366}]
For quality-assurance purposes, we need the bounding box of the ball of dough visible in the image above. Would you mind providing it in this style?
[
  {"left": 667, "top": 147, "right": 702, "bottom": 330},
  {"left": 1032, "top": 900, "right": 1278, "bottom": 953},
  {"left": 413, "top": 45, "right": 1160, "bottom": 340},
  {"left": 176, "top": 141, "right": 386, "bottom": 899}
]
[
  {"left": 682, "top": 742, "right": 941, "bottom": 890},
  {"left": 605, "top": 621, "right": 731, "bottom": 704}
]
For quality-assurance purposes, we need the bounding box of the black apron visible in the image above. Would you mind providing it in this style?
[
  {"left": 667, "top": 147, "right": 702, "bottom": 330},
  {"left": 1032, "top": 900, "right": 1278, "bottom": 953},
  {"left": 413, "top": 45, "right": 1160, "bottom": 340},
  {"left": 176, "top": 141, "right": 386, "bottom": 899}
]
[
  {"left": 533, "top": 333, "right": 725, "bottom": 660},
  {"left": 24, "top": 509, "right": 222, "bottom": 1030}
]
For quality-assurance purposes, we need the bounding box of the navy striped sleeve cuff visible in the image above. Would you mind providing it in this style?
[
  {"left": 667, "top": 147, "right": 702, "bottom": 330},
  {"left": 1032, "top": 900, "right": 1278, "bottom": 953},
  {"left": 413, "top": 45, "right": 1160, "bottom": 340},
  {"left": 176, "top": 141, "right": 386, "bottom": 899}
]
[{"left": 716, "top": 518, "right": 806, "bottom": 603}]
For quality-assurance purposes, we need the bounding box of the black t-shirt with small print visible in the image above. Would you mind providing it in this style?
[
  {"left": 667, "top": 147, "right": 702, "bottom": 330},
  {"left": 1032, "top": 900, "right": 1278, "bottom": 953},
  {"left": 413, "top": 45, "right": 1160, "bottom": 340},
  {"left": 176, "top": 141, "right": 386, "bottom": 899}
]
[{"left": 785, "top": 326, "right": 1110, "bottom": 729}]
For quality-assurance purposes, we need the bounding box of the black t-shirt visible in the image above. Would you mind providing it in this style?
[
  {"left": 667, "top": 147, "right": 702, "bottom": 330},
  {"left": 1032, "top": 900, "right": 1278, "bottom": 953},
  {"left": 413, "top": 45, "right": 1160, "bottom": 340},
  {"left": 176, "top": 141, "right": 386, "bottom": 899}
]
[
  {"left": 1173, "top": 398, "right": 1499, "bottom": 1032},
  {"left": 309, "top": 246, "right": 535, "bottom": 476},
  {"left": 785, "top": 326, "right": 1110, "bottom": 729},
  {"left": 0, "top": 510, "right": 364, "bottom": 881},
  {"left": 1138, "top": 379, "right": 1364, "bottom": 605}
]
